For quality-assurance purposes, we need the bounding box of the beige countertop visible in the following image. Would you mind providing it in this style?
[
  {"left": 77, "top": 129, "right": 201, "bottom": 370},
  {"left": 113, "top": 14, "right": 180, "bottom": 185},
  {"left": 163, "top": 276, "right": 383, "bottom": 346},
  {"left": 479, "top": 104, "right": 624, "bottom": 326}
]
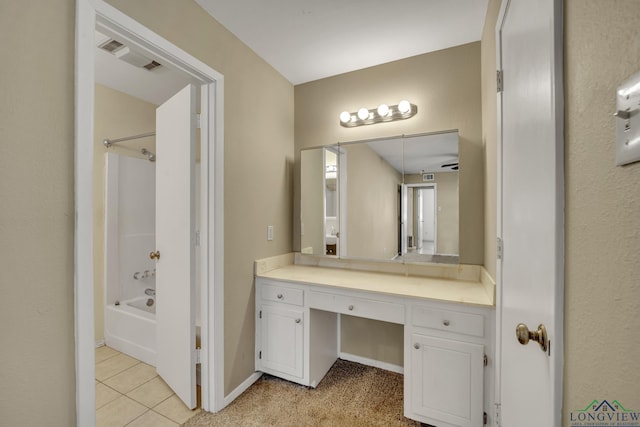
[{"left": 257, "top": 263, "right": 494, "bottom": 308}]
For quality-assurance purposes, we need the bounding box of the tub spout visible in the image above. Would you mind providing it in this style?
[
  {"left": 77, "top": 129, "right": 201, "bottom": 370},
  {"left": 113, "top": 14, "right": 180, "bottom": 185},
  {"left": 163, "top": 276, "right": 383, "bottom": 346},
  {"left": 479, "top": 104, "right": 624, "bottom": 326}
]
[{"left": 145, "top": 288, "right": 155, "bottom": 296}]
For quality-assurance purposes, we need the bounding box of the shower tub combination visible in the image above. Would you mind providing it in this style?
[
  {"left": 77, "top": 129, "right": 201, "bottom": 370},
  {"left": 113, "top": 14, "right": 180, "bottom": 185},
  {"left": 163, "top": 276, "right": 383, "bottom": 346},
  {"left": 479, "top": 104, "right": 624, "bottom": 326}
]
[
  {"left": 104, "top": 153, "right": 158, "bottom": 366},
  {"left": 103, "top": 152, "right": 202, "bottom": 370},
  {"left": 105, "top": 294, "right": 157, "bottom": 366}
]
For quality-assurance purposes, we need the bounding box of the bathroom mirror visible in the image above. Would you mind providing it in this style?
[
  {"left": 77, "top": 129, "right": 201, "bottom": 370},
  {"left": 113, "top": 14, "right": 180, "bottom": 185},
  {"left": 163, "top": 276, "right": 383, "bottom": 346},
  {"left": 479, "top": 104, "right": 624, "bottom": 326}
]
[
  {"left": 300, "top": 145, "right": 342, "bottom": 256},
  {"left": 299, "top": 131, "right": 459, "bottom": 264},
  {"left": 398, "top": 131, "right": 459, "bottom": 263}
]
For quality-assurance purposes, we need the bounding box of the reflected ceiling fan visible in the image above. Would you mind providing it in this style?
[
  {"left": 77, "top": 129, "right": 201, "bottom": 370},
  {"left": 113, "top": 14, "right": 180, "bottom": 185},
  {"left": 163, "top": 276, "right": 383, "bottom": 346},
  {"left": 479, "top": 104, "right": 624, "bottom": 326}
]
[{"left": 441, "top": 161, "right": 459, "bottom": 170}]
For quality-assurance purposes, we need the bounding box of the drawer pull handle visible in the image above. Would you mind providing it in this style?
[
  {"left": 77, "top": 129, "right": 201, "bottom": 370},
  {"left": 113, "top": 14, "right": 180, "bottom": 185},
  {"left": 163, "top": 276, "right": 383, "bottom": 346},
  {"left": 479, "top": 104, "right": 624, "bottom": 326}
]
[
  {"left": 414, "top": 343, "right": 420, "bottom": 349},
  {"left": 295, "top": 318, "right": 301, "bottom": 324},
  {"left": 277, "top": 294, "right": 283, "bottom": 299},
  {"left": 442, "top": 320, "right": 450, "bottom": 326},
  {"left": 348, "top": 305, "right": 354, "bottom": 311}
]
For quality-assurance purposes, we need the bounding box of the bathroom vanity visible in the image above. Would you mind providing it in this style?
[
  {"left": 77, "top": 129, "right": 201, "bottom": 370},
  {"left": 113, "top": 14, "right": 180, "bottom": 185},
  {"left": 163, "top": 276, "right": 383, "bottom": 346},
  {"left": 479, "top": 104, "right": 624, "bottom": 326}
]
[{"left": 255, "top": 255, "right": 495, "bottom": 427}]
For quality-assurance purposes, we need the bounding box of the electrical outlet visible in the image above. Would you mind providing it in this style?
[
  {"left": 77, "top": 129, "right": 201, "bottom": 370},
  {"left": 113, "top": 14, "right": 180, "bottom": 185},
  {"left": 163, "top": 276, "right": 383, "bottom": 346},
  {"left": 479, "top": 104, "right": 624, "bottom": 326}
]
[{"left": 267, "top": 225, "right": 274, "bottom": 241}]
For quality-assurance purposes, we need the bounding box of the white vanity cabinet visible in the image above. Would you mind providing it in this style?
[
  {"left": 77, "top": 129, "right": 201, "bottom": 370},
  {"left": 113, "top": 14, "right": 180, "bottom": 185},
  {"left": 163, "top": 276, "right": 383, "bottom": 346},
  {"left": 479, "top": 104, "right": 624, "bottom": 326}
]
[
  {"left": 255, "top": 264, "right": 494, "bottom": 427},
  {"left": 255, "top": 279, "right": 338, "bottom": 387},
  {"left": 405, "top": 302, "right": 492, "bottom": 427},
  {"left": 255, "top": 280, "right": 307, "bottom": 384},
  {"left": 257, "top": 304, "right": 305, "bottom": 381}
]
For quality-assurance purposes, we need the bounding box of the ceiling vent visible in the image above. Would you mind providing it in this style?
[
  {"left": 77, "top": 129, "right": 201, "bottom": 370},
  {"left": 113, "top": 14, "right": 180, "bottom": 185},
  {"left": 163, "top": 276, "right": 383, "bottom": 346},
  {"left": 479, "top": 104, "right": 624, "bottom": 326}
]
[
  {"left": 98, "top": 37, "right": 162, "bottom": 71},
  {"left": 143, "top": 60, "right": 162, "bottom": 71},
  {"left": 98, "top": 39, "right": 124, "bottom": 53}
]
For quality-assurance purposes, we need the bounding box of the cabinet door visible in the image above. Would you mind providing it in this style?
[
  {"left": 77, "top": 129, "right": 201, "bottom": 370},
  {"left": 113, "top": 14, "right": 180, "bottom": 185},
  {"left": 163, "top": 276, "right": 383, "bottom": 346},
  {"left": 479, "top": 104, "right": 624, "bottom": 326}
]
[
  {"left": 410, "top": 334, "right": 484, "bottom": 427},
  {"left": 259, "top": 305, "right": 304, "bottom": 379}
]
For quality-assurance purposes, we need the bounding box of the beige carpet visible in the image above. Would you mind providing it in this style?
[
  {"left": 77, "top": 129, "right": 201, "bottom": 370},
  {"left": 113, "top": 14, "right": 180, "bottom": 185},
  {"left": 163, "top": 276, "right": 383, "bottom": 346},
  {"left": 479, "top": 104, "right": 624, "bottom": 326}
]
[{"left": 183, "top": 359, "right": 421, "bottom": 427}]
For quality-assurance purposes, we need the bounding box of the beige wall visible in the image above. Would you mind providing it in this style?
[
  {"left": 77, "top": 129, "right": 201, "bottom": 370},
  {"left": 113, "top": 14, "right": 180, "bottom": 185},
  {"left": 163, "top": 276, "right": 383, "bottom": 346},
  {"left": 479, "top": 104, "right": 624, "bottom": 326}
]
[
  {"left": 344, "top": 143, "right": 401, "bottom": 260},
  {"left": 93, "top": 84, "right": 157, "bottom": 342},
  {"left": 563, "top": 0, "right": 640, "bottom": 422},
  {"left": 106, "top": 0, "right": 295, "bottom": 395},
  {"left": 295, "top": 42, "right": 484, "bottom": 265},
  {"left": 296, "top": 44, "right": 483, "bottom": 366},
  {"left": 0, "top": 1, "right": 77, "bottom": 425}
]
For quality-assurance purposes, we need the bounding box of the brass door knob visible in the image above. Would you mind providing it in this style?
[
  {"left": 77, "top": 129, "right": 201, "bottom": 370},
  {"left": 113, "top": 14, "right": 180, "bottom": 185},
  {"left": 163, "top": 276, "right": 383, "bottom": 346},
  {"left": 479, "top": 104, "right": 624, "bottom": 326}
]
[
  {"left": 516, "top": 323, "right": 548, "bottom": 353},
  {"left": 149, "top": 251, "right": 161, "bottom": 260}
]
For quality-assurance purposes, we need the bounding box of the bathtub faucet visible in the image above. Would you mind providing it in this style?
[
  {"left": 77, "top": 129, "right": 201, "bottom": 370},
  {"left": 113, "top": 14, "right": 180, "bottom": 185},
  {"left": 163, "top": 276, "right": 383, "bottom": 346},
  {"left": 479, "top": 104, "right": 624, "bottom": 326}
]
[
  {"left": 145, "top": 288, "right": 155, "bottom": 296},
  {"left": 133, "top": 269, "right": 156, "bottom": 280}
]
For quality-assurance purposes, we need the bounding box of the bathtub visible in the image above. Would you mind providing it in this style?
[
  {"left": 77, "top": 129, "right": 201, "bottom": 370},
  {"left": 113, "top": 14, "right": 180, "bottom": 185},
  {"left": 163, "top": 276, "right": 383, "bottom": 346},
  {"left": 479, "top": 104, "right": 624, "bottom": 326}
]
[{"left": 105, "top": 296, "right": 157, "bottom": 366}]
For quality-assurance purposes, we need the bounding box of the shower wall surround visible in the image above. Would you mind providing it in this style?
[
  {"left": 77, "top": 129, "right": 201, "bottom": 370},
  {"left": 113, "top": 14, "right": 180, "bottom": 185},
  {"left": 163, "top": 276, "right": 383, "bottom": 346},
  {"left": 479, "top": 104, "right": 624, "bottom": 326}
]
[
  {"left": 93, "top": 83, "right": 157, "bottom": 343},
  {"left": 105, "top": 153, "right": 156, "bottom": 306}
]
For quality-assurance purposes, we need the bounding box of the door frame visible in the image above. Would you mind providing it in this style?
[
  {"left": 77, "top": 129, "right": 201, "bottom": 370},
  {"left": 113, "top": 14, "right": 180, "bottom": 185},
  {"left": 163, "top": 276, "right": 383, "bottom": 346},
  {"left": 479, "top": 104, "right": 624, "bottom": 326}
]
[
  {"left": 75, "top": 1, "right": 225, "bottom": 424},
  {"left": 495, "top": 0, "right": 564, "bottom": 424}
]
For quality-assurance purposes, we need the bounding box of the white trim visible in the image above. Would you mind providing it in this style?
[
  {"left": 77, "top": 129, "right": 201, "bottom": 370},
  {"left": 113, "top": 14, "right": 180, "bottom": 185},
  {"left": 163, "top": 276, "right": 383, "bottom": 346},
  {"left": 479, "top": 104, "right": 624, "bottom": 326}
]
[
  {"left": 74, "top": 1, "right": 97, "bottom": 425},
  {"left": 338, "top": 148, "right": 348, "bottom": 257},
  {"left": 338, "top": 352, "right": 404, "bottom": 375},
  {"left": 75, "top": 1, "right": 225, "bottom": 424},
  {"left": 494, "top": 0, "right": 508, "bottom": 407},
  {"left": 95, "top": 340, "right": 105, "bottom": 349},
  {"left": 223, "top": 372, "right": 262, "bottom": 407}
]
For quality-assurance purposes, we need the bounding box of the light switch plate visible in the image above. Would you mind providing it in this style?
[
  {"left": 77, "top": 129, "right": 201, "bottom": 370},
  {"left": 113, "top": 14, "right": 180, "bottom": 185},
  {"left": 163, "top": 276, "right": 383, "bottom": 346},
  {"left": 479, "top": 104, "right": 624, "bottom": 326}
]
[
  {"left": 615, "top": 70, "right": 640, "bottom": 166},
  {"left": 267, "top": 225, "right": 274, "bottom": 241}
]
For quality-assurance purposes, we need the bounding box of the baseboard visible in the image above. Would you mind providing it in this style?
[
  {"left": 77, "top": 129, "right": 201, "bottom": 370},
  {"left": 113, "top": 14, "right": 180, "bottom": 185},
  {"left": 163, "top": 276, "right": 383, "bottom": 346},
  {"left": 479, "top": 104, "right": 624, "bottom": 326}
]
[
  {"left": 339, "top": 352, "right": 404, "bottom": 374},
  {"left": 95, "top": 340, "right": 105, "bottom": 348},
  {"left": 223, "top": 371, "right": 263, "bottom": 408}
]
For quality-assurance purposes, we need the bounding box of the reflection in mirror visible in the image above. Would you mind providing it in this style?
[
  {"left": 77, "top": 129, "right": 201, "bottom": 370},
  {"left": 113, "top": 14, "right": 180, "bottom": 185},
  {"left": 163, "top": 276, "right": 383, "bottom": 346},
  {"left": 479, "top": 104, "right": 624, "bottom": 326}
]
[
  {"left": 399, "top": 131, "right": 459, "bottom": 264},
  {"left": 299, "top": 131, "right": 459, "bottom": 264},
  {"left": 340, "top": 137, "right": 403, "bottom": 260},
  {"left": 324, "top": 148, "right": 338, "bottom": 255},
  {"left": 300, "top": 146, "right": 341, "bottom": 257}
]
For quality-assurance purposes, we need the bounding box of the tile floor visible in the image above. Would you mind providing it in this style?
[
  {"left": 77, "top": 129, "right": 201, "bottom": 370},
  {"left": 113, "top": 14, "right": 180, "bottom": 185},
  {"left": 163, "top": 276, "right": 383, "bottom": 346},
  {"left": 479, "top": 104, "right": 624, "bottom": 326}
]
[{"left": 95, "top": 346, "right": 200, "bottom": 427}]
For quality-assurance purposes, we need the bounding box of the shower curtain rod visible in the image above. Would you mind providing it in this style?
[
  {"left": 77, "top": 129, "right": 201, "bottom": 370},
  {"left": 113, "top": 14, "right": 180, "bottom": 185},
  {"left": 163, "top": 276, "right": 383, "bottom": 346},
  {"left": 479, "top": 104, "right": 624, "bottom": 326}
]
[{"left": 103, "top": 131, "right": 155, "bottom": 148}]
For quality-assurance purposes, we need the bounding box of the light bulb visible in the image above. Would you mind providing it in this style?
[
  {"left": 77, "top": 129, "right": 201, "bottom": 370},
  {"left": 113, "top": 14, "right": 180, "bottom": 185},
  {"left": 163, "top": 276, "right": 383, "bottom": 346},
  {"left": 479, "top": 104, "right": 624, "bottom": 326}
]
[
  {"left": 398, "top": 100, "right": 411, "bottom": 114},
  {"left": 340, "top": 111, "right": 351, "bottom": 123},
  {"left": 357, "top": 107, "right": 370, "bottom": 120},
  {"left": 377, "top": 104, "right": 390, "bottom": 117}
]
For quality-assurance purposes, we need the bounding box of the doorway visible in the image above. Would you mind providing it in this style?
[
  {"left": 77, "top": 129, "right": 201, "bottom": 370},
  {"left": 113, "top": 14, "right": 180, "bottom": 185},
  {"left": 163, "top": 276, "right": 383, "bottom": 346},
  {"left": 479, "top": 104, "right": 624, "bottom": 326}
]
[
  {"left": 75, "top": 1, "right": 225, "bottom": 424},
  {"left": 398, "top": 182, "right": 457, "bottom": 264}
]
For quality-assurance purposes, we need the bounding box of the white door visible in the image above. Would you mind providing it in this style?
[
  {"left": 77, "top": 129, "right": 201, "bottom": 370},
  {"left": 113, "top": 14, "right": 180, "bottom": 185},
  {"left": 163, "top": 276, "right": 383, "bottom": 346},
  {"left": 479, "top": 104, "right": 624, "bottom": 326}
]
[
  {"left": 154, "top": 84, "right": 198, "bottom": 409},
  {"left": 497, "top": 1, "right": 563, "bottom": 426}
]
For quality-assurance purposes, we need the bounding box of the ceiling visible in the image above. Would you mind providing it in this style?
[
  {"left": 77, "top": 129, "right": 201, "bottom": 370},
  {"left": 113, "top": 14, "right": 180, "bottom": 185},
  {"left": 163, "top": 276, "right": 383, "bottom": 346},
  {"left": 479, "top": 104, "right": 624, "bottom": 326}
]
[
  {"left": 95, "top": 1, "right": 488, "bottom": 103},
  {"left": 94, "top": 31, "right": 195, "bottom": 106},
  {"left": 366, "top": 131, "right": 459, "bottom": 174},
  {"left": 195, "top": 0, "right": 489, "bottom": 85}
]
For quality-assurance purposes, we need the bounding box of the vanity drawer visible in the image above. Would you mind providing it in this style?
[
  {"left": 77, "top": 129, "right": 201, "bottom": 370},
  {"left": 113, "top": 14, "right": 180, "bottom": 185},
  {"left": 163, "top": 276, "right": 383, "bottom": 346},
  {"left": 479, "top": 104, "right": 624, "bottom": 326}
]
[
  {"left": 308, "top": 290, "right": 405, "bottom": 324},
  {"left": 412, "top": 306, "right": 484, "bottom": 337},
  {"left": 260, "top": 282, "right": 304, "bottom": 306}
]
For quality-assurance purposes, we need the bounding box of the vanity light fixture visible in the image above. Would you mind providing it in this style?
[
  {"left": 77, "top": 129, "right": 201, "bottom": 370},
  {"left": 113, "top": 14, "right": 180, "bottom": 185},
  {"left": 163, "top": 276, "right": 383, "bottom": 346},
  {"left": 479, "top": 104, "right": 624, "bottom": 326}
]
[
  {"left": 339, "top": 100, "right": 417, "bottom": 127},
  {"left": 377, "top": 103, "right": 390, "bottom": 117},
  {"left": 357, "top": 107, "right": 370, "bottom": 120}
]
